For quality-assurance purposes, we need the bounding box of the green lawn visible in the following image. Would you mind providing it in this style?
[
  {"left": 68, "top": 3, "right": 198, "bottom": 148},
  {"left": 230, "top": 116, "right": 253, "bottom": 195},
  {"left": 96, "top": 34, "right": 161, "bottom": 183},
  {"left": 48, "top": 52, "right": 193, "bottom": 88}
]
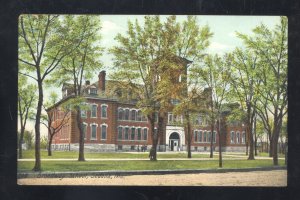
[
  {"left": 20, "top": 150, "right": 216, "bottom": 159},
  {"left": 18, "top": 159, "right": 285, "bottom": 172}
]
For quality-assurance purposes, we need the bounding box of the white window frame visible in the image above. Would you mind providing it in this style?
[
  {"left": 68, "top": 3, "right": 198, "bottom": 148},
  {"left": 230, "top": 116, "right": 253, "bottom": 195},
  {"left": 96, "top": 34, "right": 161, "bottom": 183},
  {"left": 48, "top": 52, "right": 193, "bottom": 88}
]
[
  {"left": 101, "top": 123, "right": 108, "bottom": 140},
  {"left": 241, "top": 131, "right": 246, "bottom": 144},
  {"left": 118, "top": 126, "right": 123, "bottom": 141},
  {"left": 143, "top": 128, "right": 148, "bottom": 141},
  {"left": 236, "top": 131, "right": 240, "bottom": 144},
  {"left": 90, "top": 123, "right": 98, "bottom": 140},
  {"left": 91, "top": 104, "right": 98, "bottom": 118},
  {"left": 230, "top": 131, "right": 235, "bottom": 144},
  {"left": 124, "top": 126, "right": 130, "bottom": 140},
  {"left": 118, "top": 107, "right": 124, "bottom": 120},
  {"left": 124, "top": 108, "right": 130, "bottom": 121},
  {"left": 101, "top": 104, "right": 108, "bottom": 119}
]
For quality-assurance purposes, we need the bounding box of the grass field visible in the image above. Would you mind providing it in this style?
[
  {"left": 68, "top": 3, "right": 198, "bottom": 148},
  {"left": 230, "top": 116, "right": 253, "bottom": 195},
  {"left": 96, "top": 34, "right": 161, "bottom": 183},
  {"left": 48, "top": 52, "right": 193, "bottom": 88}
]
[
  {"left": 20, "top": 150, "right": 283, "bottom": 159},
  {"left": 18, "top": 159, "right": 285, "bottom": 172}
]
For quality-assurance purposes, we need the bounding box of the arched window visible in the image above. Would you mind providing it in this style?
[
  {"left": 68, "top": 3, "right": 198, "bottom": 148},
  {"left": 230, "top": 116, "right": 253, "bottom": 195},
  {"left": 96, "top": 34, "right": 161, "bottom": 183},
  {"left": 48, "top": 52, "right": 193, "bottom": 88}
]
[
  {"left": 118, "top": 108, "right": 124, "bottom": 120},
  {"left": 199, "top": 131, "right": 202, "bottom": 142},
  {"left": 124, "top": 108, "right": 130, "bottom": 120},
  {"left": 124, "top": 127, "right": 129, "bottom": 140},
  {"left": 213, "top": 131, "right": 217, "bottom": 143},
  {"left": 131, "top": 127, "right": 135, "bottom": 140},
  {"left": 137, "top": 110, "right": 142, "bottom": 121},
  {"left": 131, "top": 110, "right": 136, "bottom": 121},
  {"left": 208, "top": 131, "right": 211, "bottom": 142},
  {"left": 242, "top": 131, "right": 246, "bottom": 144},
  {"left": 137, "top": 128, "right": 142, "bottom": 140},
  {"left": 91, "top": 104, "right": 97, "bottom": 118},
  {"left": 90, "top": 124, "right": 97, "bottom": 140},
  {"left": 143, "top": 128, "right": 148, "bottom": 140},
  {"left": 101, "top": 105, "right": 108, "bottom": 118},
  {"left": 118, "top": 126, "right": 123, "bottom": 140},
  {"left": 231, "top": 131, "right": 235, "bottom": 144},
  {"left": 101, "top": 124, "right": 107, "bottom": 140},
  {"left": 194, "top": 130, "right": 198, "bottom": 142},
  {"left": 236, "top": 132, "right": 240, "bottom": 143}
]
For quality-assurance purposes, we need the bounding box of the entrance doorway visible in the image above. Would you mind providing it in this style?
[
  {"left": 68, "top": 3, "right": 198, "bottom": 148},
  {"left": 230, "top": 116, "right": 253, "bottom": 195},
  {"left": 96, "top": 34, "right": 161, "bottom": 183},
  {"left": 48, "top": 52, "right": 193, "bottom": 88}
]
[{"left": 169, "top": 132, "right": 180, "bottom": 151}]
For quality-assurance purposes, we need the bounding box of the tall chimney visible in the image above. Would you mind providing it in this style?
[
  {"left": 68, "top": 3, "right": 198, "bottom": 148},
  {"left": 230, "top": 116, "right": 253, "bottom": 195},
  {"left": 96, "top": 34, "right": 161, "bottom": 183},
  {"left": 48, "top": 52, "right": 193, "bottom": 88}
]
[{"left": 98, "top": 71, "right": 106, "bottom": 92}]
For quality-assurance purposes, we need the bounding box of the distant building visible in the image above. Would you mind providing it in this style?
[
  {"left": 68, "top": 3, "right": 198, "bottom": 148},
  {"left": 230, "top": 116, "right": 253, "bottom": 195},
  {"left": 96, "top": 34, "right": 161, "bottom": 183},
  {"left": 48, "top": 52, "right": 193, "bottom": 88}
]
[{"left": 47, "top": 57, "right": 246, "bottom": 152}]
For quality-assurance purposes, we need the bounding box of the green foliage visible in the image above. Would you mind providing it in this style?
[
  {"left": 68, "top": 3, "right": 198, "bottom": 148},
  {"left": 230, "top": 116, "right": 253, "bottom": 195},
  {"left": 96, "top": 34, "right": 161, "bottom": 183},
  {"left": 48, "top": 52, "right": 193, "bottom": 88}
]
[
  {"left": 23, "top": 130, "right": 34, "bottom": 149},
  {"left": 40, "top": 136, "right": 48, "bottom": 150}
]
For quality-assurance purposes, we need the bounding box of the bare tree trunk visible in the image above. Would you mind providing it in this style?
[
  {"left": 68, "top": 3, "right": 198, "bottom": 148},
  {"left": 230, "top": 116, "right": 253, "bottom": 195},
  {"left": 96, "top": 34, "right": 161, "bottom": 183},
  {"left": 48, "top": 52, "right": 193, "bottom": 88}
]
[
  {"left": 254, "top": 117, "right": 257, "bottom": 156},
  {"left": 218, "top": 118, "right": 222, "bottom": 168},
  {"left": 33, "top": 78, "right": 43, "bottom": 171},
  {"left": 209, "top": 122, "right": 214, "bottom": 158},
  {"left": 185, "top": 112, "right": 192, "bottom": 158},
  {"left": 269, "top": 135, "right": 273, "bottom": 157},
  {"left": 48, "top": 134, "right": 53, "bottom": 156},
  {"left": 77, "top": 107, "right": 85, "bottom": 161},
  {"left": 148, "top": 113, "right": 157, "bottom": 161}
]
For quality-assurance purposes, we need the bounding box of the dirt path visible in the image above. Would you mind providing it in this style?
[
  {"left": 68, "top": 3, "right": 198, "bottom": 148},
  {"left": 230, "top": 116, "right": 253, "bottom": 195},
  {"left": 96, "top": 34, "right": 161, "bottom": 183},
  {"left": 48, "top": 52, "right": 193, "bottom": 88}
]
[{"left": 18, "top": 170, "right": 287, "bottom": 186}]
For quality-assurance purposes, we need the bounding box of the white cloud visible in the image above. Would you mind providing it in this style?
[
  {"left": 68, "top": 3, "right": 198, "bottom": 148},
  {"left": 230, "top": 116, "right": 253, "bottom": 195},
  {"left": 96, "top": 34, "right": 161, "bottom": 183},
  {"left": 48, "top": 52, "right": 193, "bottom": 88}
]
[{"left": 101, "top": 20, "right": 123, "bottom": 35}]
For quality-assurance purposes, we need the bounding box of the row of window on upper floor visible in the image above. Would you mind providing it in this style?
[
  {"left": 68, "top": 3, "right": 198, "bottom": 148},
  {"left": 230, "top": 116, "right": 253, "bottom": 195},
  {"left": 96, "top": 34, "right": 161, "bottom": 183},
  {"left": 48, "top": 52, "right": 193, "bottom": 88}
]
[
  {"left": 81, "top": 104, "right": 108, "bottom": 119},
  {"left": 118, "top": 108, "right": 148, "bottom": 122}
]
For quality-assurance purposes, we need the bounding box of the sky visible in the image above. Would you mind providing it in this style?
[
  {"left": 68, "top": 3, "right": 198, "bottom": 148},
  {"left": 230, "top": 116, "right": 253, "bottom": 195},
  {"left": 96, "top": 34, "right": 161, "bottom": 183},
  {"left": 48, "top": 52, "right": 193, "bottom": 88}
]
[{"left": 21, "top": 15, "right": 282, "bottom": 136}]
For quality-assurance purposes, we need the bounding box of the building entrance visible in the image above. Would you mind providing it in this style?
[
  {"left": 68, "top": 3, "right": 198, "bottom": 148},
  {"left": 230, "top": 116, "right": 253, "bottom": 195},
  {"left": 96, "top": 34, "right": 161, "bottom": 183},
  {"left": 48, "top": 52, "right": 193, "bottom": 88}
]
[{"left": 169, "top": 132, "right": 180, "bottom": 151}]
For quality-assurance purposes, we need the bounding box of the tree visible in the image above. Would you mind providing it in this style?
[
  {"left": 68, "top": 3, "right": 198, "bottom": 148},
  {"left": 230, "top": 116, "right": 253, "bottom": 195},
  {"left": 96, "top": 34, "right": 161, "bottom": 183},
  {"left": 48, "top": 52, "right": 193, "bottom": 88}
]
[
  {"left": 229, "top": 48, "right": 261, "bottom": 160},
  {"left": 18, "top": 14, "right": 90, "bottom": 170},
  {"left": 110, "top": 15, "right": 212, "bottom": 160},
  {"left": 23, "top": 130, "right": 34, "bottom": 149},
  {"left": 237, "top": 16, "right": 287, "bottom": 165},
  {"left": 42, "top": 92, "right": 71, "bottom": 156},
  {"left": 48, "top": 15, "right": 104, "bottom": 161},
  {"left": 18, "top": 75, "right": 36, "bottom": 158},
  {"left": 191, "top": 54, "right": 232, "bottom": 167}
]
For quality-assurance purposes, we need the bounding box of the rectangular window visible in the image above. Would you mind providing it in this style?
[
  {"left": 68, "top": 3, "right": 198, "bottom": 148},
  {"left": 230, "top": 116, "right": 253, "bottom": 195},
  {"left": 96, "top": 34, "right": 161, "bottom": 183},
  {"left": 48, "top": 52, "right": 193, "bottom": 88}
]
[
  {"left": 236, "top": 132, "right": 240, "bottom": 143},
  {"left": 118, "top": 145, "right": 122, "bottom": 150},
  {"left": 131, "top": 127, "right": 135, "bottom": 140},
  {"left": 199, "top": 131, "right": 202, "bottom": 142},
  {"left": 101, "top": 125, "right": 107, "bottom": 140},
  {"left": 118, "top": 127, "right": 123, "bottom": 140},
  {"left": 131, "top": 110, "right": 136, "bottom": 121},
  {"left": 208, "top": 131, "right": 211, "bottom": 142},
  {"left": 118, "top": 108, "right": 124, "bottom": 120},
  {"left": 91, "top": 124, "right": 97, "bottom": 140},
  {"left": 204, "top": 131, "right": 207, "bottom": 142},
  {"left": 91, "top": 105, "right": 97, "bottom": 118},
  {"left": 124, "top": 127, "right": 129, "bottom": 140},
  {"left": 124, "top": 109, "right": 130, "bottom": 120},
  {"left": 137, "top": 128, "right": 142, "bottom": 140},
  {"left": 131, "top": 145, "right": 135, "bottom": 150},
  {"left": 242, "top": 132, "right": 246, "bottom": 144},
  {"left": 137, "top": 111, "right": 142, "bottom": 121},
  {"left": 194, "top": 131, "right": 198, "bottom": 142},
  {"left": 231, "top": 131, "right": 235, "bottom": 144},
  {"left": 143, "top": 128, "right": 148, "bottom": 140},
  {"left": 81, "top": 110, "right": 87, "bottom": 118},
  {"left": 101, "top": 105, "right": 107, "bottom": 118}
]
